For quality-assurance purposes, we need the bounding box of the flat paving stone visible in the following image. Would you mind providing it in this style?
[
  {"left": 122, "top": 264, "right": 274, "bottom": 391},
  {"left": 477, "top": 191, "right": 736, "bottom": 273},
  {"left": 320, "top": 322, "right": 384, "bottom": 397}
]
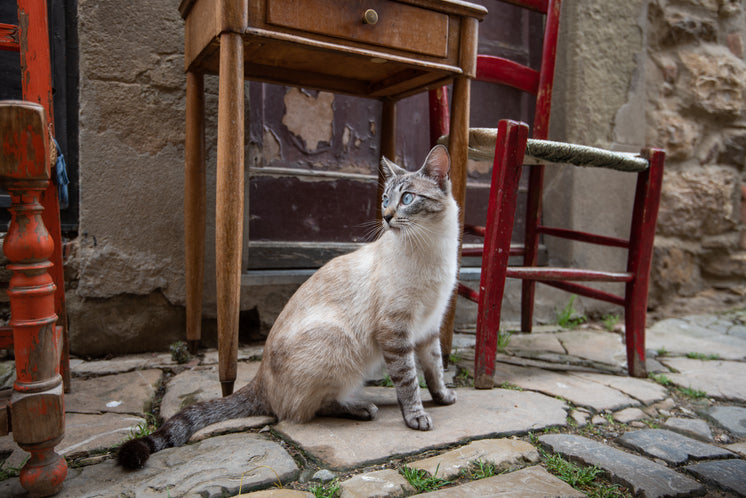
[
  {"left": 419, "top": 465, "right": 584, "bottom": 497},
  {"left": 659, "top": 358, "right": 746, "bottom": 402},
  {"left": 65, "top": 369, "right": 161, "bottom": 415},
  {"left": 276, "top": 387, "right": 567, "bottom": 469},
  {"left": 539, "top": 434, "right": 704, "bottom": 498},
  {"left": 491, "top": 363, "right": 638, "bottom": 412},
  {"left": 725, "top": 442, "right": 746, "bottom": 457},
  {"left": 161, "top": 361, "right": 261, "bottom": 419},
  {"left": 617, "top": 429, "right": 735, "bottom": 465},
  {"left": 339, "top": 469, "right": 414, "bottom": 498},
  {"left": 71, "top": 353, "right": 175, "bottom": 376},
  {"left": 703, "top": 405, "right": 746, "bottom": 437},
  {"left": 685, "top": 459, "right": 746, "bottom": 496},
  {"left": 59, "top": 412, "right": 147, "bottom": 458},
  {"left": 570, "top": 372, "right": 668, "bottom": 405},
  {"left": 410, "top": 438, "right": 539, "bottom": 479},
  {"left": 647, "top": 318, "right": 746, "bottom": 360},
  {"left": 663, "top": 417, "right": 714, "bottom": 442},
  {"left": 238, "top": 491, "right": 314, "bottom": 498},
  {"left": 555, "top": 329, "right": 628, "bottom": 369},
  {"left": 613, "top": 407, "right": 647, "bottom": 424},
  {"left": 0, "top": 434, "right": 299, "bottom": 498}
]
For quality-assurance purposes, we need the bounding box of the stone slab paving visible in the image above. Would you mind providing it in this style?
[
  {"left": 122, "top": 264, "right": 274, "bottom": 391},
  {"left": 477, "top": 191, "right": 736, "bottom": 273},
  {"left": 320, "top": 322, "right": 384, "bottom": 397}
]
[
  {"left": 276, "top": 386, "right": 567, "bottom": 469},
  {"left": 64, "top": 368, "right": 162, "bottom": 415},
  {"left": 554, "top": 329, "right": 628, "bottom": 369},
  {"left": 685, "top": 459, "right": 746, "bottom": 496},
  {"left": 491, "top": 362, "right": 639, "bottom": 411},
  {"left": 539, "top": 434, "right": 705, "bottom": 497},
  {"left": 409, "top": 438, "right": 539, "bottom": 479},
  {"left": 703, "top": 405, "right": 746, "bottom": 437},
  {"left": 0, "top": 434, "right": 299, "bottom": 498},
  {"left": 617, "top": 429, "right": 736, "bottom": 465},
  {"left": 59, "top": 412, "right": 146, "bottom": 458},
  {"left": 663, "top": 417, "right": 715, "bottom": 441},
  {"left": 161, "top": 361, "right": 261, "bottom": 419},
  {"left": 70, "top": 353, "right": 176, "bottom": 376},
  {"left": 238, "top": 491, "right": 314, "bottom": 498},
  {"left": 613, "top": 407, "right": 648, "bottom": 424},
  {"left": 339, "top": 469, "right": 415, "bottom": 498},
  {"left": 646, "top": 317, "right": 746, "bottom": 360},
  {"left": 726, "top": 442, "right": 746, "bottom": 457},
  {"left": 570, "top": 371, "right": 669, "bottom": 405},
  {"left": 419, "top": 465, "right": 585, "bottom": 497},
  {"left": 659, "top": 357, "right": 746, "bottom": 402}
]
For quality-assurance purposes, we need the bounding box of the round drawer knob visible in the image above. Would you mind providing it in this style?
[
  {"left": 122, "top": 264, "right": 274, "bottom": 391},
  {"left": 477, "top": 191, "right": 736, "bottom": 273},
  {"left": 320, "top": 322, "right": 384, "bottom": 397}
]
[{"left": 363, "top": 9, "right": 379, "bottom": 25}]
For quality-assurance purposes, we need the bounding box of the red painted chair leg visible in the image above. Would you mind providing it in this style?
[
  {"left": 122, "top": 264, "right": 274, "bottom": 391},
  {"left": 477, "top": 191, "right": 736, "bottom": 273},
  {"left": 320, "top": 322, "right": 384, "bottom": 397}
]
[
  {"left": 520, "top": 163, "right": 544, "bottom": 332},
  {"left": 474, "top": 120, "right": 529, "bottom": 388},
  {"left": 624, "top": 148, "right": 665, "bottom": 377}
]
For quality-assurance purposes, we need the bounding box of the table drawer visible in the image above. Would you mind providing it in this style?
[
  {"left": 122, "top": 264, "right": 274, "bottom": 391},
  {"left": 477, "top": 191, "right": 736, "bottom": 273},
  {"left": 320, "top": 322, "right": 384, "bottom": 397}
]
[{"left": 266, "top": 0, "right": 449, "bottom": 59}]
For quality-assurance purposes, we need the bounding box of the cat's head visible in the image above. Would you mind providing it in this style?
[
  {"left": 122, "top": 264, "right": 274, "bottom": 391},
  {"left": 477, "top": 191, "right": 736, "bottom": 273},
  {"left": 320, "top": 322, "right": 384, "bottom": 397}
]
[{"left": 379, "top": 145, "right": 455, "bottom": 234}]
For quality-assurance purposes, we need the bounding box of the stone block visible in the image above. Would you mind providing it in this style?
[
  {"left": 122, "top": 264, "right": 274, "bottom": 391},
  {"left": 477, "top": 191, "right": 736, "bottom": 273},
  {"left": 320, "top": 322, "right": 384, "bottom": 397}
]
[
  {"left": 679, "top": 46, "right": 746, "bottom": 117},
  {"left": 410, "top": 438, "right": 539, "bottom": 479},
  {"left": 617, "top": 429, "right": 734, "bottom": 465},
  {"left": 685, "top": 459, "right": 746, "bottom": 496},
  {"left": 656, "top": 166, "right": 739, "bottom": 238},
  {"left": 539, "top": 434, "right": 704, "bottom": 497},
  {"left": 339, "top": 469, "right": 414, "bottom": 498},
  {"left": 649, "top": 4, "right": 717, "bottom": 47},
  {"left": 420, "top": 466, "right": 583, "bottom": 497},
  {"left": 663, "top": 417, "right": 714, "bottom": 441},
  {"left": 703, "top": 405, "right": 746, "bottom": 437}
]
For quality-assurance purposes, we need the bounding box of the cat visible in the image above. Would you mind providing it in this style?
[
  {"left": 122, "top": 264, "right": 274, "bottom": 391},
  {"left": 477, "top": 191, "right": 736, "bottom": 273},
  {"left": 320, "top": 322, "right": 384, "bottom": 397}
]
[{"left": 118, "top": 144, "right": 460, "bottom": 469}]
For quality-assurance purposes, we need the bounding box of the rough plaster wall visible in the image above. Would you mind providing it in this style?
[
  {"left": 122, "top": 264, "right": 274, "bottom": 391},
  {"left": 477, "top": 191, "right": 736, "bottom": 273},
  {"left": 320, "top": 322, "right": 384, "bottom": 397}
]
[
  {"left": 541, "top": 0, "right": 647, "bottom": 317},
  {"left": 76, "top": 0, "right": 186, "bottom": 303}
]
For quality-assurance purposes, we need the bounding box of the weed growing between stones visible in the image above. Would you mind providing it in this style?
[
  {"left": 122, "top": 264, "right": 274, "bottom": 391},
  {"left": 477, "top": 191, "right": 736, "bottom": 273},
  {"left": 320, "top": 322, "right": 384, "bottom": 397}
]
[
  {"left": 169, "top": 341, "right": 192, "bottom": 364},
  {"left": 601, "top": 314, "right": 620, "bottom": 331},
  {"left": 535, "top": 442, "right": 630, "bottom": 498},
  {"left": 309, "top": 479, "right": 339, "bottom": 498},
  {"left": 459, "top": 459, "right": 499, "bottom": 480},
  {"left": 556, "top": 295, "right": 587, "bottom": 329},
  {"left": 678, "top": 386, "right": 708, "bottom": 399},
  {"left": 496, "top": 330, "right": 513, "bottom": 352},
  {"left": 0, "top": 456, "right": 27, "bottom": 481},
  {"left": 399, "top": 464, "right": 451, "bottom": 493},
  {"left": 685, "top": 352, "right": 721, "bottom": 360},
  {"left": 649, "top": 372, "right": 673, "bottom": 386}
]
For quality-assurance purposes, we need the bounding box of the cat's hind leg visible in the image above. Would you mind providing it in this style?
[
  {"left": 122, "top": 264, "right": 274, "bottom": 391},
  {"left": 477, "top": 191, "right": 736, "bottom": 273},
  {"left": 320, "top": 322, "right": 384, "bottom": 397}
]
[
  {"left": 416, "top": 334, "right": 456, "bottom": 406},
  {"left": 317, "top": 398, "right": 378, "bottom": 421}
]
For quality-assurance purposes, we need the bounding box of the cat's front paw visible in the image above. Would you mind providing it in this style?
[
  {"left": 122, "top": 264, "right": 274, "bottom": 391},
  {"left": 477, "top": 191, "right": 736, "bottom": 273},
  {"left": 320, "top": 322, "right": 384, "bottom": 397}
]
[
  {"left": 404, "top": 411, "right": 433, "bottom": 431},
  {"left": 432, "top": 388, "right": 457, "bottom": 406}
]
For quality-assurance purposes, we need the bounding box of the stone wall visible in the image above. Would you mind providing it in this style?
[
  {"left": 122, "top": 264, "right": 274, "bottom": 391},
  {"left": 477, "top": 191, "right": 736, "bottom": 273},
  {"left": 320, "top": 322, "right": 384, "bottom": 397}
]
[{"left": 645, "top": 0, "right": 746, "bottom": 312}]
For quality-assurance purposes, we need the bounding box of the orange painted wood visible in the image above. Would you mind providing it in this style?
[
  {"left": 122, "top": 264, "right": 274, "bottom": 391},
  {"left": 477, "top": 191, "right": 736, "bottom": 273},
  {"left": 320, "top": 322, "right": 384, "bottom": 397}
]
[
  {"left": 0, "top": 100, "right": 66, "bottom": 497},
  {"left": 0, "top": 23, "right": 19, "bottom": 51},
  {"left": 17, "top": 0, "right": 70, "bottom": 392}
]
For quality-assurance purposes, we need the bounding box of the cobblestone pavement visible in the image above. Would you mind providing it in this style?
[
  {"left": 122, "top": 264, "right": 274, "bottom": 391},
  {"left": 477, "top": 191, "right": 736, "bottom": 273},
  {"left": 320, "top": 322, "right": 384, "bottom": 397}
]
[{"left": 0, "top": 310, "right": 745, "bottom": 497}]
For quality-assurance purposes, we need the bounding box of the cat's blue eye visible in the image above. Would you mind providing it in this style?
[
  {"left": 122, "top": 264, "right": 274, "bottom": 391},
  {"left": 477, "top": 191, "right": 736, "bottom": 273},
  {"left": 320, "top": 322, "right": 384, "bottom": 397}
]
[
  {"left": 401, "top": 193, "right": 415, "bottom": 205},
  {"left": 382, "top": 196, "right": 390, "bottom": 208}
]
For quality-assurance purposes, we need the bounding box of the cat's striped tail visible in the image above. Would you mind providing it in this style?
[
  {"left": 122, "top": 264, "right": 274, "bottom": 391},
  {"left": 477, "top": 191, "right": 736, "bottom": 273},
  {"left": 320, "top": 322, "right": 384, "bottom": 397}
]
[{"left": 117, "top": 377, "right": 271, "bottom": 469}]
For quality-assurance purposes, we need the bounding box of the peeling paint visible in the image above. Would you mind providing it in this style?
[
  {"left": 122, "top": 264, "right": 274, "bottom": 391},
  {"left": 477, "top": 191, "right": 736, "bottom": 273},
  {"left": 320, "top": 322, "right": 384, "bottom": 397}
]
[
  {"left": 262, "top": 126, "right": 282, "bottom": 164},
  {"left": 282, "top": 88, "right": 334, "bottom": 152}
]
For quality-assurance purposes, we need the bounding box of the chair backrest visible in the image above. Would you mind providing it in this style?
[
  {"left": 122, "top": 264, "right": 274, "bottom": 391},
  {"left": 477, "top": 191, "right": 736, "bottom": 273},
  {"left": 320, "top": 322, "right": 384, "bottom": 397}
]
[
  {"left": 474, "top": 0, "right": 561, "bottom": 140},
  {"left": 429, "top": 0, "right": 561, "bottom": 144}
]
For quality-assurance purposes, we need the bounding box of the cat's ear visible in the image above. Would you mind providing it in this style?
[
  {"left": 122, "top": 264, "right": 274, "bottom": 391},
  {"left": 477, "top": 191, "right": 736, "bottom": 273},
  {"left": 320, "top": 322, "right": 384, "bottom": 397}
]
[
  {"left": 419, "top": 145, "right": 451, "bottom": 190},
  {"left": 380, "top": 156, "right": 407, "bottom": 180}
]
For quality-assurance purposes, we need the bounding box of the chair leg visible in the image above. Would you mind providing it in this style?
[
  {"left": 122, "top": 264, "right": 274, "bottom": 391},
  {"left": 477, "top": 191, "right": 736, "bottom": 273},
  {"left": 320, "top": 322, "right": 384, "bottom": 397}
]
[
  {"left": 474, "top": 120, "right": 529, "bottom": 388},
  {"left": 624, "top": 148, "right": 665, "bottom": 378},
  {"left": 520, "top": 163, "right": 545, "bottom": 333},
  {"left": 428, "top": 86, "right": 450, "bottom": 148}
]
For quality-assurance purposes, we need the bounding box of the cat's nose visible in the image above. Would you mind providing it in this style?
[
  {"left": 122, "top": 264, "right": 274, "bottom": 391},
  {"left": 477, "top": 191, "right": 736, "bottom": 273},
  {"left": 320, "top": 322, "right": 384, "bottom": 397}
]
[{"left": 384, "top": 214, "right": 393, "bottom": 224}]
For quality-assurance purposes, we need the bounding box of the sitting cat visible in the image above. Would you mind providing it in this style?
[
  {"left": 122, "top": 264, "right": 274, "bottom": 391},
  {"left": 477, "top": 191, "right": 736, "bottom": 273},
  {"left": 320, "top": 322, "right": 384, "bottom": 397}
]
[{"left": 118, "top": 144, "right": 460, "bottom": 469}]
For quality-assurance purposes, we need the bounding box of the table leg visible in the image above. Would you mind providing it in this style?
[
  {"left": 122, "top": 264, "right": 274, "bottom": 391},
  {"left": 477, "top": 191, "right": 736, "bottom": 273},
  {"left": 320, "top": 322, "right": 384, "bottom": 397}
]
[
  {"left": 377, "top": 100, "right": 397, "bottom": 218},
  {"left": 216, "top": 32, "right": 244, "bottom": 397},
  {"left": 185, "top": 70, "right": 206, "bottom": 355},
  {"left": 440, "top": 76, "right": 471, "bottom": 364}
]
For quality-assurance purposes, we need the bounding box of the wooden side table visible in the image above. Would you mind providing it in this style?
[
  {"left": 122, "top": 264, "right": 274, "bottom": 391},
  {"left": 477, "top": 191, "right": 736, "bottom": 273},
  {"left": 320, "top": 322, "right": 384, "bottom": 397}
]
[{"left": 179, "top": 0, "right": 487, "bottom": 395}]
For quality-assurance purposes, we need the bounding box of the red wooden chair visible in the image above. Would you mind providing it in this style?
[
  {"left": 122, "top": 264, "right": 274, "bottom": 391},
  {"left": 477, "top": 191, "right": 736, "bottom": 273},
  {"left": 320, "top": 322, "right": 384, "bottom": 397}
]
[
  {"left": 429, "top": 0, "right": 561, "bottom": 357},
  {"left": 469, "top": 120, "right": 664, "bottom": 386}
]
